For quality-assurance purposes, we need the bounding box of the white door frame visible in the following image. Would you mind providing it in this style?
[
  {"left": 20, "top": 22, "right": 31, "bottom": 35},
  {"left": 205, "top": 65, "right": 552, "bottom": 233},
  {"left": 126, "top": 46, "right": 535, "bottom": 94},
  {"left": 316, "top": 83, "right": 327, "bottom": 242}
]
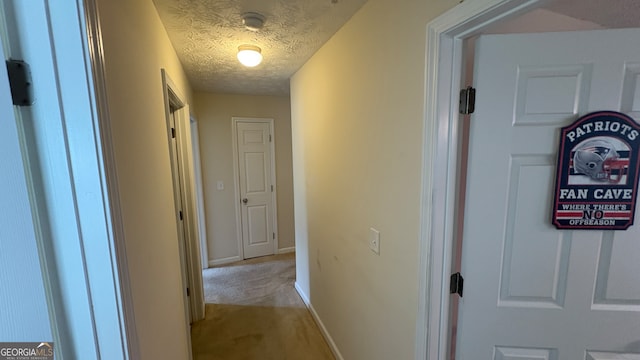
[
  {"left": 161, "top": 71, "right": 194, "bottom": 359},
  {"left": 231, "top": 117, "right": 279, "bottom": 259},
  {"left": 162, "top": 70, "right": 206, "bottom": 331},
  {"left": 416, "top": 0, "right": 546, "bottom": 359},
  {"left": 2, "top": 0, "right": 137, "bottom": 358}
]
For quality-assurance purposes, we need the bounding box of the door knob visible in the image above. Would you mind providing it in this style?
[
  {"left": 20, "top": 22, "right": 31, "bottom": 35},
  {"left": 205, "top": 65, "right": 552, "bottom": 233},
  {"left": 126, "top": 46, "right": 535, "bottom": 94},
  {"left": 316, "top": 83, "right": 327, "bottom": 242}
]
[{"left": 242, "top": 198, "right": 248, "bottom": 204}]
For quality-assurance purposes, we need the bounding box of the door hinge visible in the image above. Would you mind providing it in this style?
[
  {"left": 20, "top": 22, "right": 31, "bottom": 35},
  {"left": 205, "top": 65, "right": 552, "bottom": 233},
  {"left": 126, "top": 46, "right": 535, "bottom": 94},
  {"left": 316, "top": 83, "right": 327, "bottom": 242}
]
[
  {"left": 459, "top": 86, "right": 476, "bottom": 115},
  {"left": 186, "top": 287, "right": 190, "bottom": 297},
  {"left": 450, "top": 272, "right": 464, "bottom": 297},
  {"left": 269, "top": 134, "right": 272, "bottom": 142},
  {"left": 6, "top": 60, "right": 33, "bottom": 106},
  {"left": 272, "top": 232, "right": 275, "bottom": 240},
  {"left": 271, "top": 185, "right": 274, "bottom": 192},
  {"left": 179, "top": 210, "right": 183, "bottom": 220},
  {"left": 171, "top": 127, "right": 176, "bottom": 138}
]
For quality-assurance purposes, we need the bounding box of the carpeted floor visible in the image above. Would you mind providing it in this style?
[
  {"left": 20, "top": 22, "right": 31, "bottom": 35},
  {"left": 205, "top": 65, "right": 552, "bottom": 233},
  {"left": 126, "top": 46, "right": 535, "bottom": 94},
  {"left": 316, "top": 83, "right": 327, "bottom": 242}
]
[{"left": 191, "top": 253, "right": 335, "bottom": 360}]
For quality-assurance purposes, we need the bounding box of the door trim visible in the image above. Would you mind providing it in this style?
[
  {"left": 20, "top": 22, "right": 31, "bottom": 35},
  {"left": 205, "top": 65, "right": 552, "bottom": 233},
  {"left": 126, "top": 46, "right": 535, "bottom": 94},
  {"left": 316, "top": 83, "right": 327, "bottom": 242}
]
[
  {"left": 1, "top": 0, "right": 137, "bottom": 357},
  {"left": 231, "top": 117, "right": 279, "bottom": 259},
  {"left": 190, "top": 116, "right": 209, "bottom": 269},
  {"left": 161, "top": 71, "right": 195, "bottom": 358},
  {"left": 83, "top": 0, "right": 139, "bottom": 357},
  {"left": 161, "top": 69, "right": 205, "bottom": 347},
  {"left": 417, "top": 0, "right": 545, "bottom": 358}
]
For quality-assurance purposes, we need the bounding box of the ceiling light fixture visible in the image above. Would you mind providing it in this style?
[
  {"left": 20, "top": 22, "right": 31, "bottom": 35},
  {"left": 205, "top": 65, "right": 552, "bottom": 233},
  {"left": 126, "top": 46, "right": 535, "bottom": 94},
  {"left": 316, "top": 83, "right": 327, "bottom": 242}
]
[{"left": 237, "top": 45, "right": 263, "bottom": 67}]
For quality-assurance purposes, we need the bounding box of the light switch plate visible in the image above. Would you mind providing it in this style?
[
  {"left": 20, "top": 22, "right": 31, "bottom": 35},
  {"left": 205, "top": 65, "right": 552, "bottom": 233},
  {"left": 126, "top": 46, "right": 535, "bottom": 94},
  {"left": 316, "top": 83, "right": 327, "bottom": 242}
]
[
  {"left": 217, "top": 180, "right": 224, "bottom": 190},
  {"left": 369, "top": 227, "right": 380, "bottom": 255}
]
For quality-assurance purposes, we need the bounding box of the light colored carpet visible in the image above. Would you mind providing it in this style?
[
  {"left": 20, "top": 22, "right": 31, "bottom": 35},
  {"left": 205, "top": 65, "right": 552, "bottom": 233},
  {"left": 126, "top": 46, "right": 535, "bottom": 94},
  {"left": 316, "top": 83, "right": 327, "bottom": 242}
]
[
  {"left": 191, "top": 253, "right": 335, "bottom": 360},
  {"left": 202, "top": 253, "right": 303, "bottom": 308}
]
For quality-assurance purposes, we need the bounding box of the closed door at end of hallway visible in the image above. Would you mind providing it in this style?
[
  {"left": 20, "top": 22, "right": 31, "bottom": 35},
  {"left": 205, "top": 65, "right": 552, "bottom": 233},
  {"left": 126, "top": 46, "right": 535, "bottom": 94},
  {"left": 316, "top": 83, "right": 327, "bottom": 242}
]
[{"left": 235, "top": 120, "right": 276, "bottom": 259}]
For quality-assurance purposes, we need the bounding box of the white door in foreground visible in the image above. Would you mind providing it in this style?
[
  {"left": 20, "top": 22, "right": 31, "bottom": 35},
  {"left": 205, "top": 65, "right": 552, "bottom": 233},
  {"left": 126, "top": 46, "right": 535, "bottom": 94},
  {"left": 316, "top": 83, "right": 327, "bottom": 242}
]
[
  {"left": 457, "top": 29, "right": 640, "bottom": 359},
  {"left": 0, "top": 29, "right": 52, "bottom": 343}
]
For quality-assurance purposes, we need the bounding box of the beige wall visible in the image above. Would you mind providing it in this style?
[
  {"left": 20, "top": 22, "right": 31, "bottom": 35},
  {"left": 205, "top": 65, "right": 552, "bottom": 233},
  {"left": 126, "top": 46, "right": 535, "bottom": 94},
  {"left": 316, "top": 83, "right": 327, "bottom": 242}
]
[
  {"left": 97, "top": 0, "right": 193, "bottom": 358},
  {"left": 290, "top": 0, "right": 458, "bottom": 358},
  {"left": 193, "top": 93, "right": 295, "bottom": 264}
]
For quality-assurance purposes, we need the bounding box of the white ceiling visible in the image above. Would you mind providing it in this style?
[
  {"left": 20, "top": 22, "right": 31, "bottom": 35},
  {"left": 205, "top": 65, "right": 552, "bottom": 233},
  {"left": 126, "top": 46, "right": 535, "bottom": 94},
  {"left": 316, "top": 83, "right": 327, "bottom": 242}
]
[
  {"left": 153, "top": 0, "right": 640, "bottom": 97},
  {"left": 153, "top": 0, "right": 368, "bottom": 96}
]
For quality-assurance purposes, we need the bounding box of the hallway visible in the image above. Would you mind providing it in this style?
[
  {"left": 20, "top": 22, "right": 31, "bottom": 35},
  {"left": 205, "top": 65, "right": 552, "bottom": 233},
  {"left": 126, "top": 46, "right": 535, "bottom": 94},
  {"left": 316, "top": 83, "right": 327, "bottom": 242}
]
[{"left": 191, "top": 254, "right": 334, "bottom": 359}]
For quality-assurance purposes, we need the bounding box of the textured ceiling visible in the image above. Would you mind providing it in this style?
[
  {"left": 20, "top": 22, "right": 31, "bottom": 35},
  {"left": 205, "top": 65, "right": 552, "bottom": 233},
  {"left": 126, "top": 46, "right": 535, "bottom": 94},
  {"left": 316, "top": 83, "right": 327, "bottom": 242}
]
[
  {"left": 543, "top": 0, "right": 640, "bottom": 28},
  {"left": 153, "top": 0, "right": 368, "bottom": 96},
  {"left": 154, "top": 0, "right": 640, "bottom": 96}
]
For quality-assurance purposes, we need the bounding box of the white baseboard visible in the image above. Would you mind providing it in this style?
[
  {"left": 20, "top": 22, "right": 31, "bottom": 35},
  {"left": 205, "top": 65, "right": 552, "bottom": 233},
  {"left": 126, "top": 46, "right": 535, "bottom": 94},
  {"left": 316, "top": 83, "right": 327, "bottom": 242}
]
[
  {"left": 277, "top": 246, "right": 295, "bottom": 254},
  {"left": 208, "top": 249, "right": 294, "bottom": 267},
  {"left": 208, "top": 256, "right": 241, "bottom": 267},
  {"left": 294, "top": 282, "right": 344, "bottom": 360}
]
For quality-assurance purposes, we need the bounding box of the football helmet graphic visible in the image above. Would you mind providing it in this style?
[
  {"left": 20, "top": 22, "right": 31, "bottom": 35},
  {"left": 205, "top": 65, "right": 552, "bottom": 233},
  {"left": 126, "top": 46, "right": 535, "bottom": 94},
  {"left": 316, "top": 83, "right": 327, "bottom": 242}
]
[{"left": 573, "top": 139, "right": 626, "bottom": 183}]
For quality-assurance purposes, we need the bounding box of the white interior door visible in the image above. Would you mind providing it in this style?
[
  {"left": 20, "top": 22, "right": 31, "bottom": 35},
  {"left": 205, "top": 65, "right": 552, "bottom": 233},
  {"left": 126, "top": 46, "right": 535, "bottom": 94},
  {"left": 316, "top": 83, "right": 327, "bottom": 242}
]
[
  {"left": 0, "top": 29, "right": 52, "bottom": 342},
  {"left": 174, "top": 105, "right": 205, "bottom": 323},
  {"left": 168, "top": 107, "right": 193, "bottom": 326},
  {"left": 457, "top": 29, "right": 640, "bottom": 359},
  {"left": 235, "top": 120, "right": 276, "bottom": 259}
]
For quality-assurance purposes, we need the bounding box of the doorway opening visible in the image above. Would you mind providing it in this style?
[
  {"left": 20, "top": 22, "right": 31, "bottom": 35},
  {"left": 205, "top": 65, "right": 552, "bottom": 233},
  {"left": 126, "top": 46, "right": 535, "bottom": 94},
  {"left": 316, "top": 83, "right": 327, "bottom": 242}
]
[{"left": 161, "top": 69, "right": 206, "bottom": 332}]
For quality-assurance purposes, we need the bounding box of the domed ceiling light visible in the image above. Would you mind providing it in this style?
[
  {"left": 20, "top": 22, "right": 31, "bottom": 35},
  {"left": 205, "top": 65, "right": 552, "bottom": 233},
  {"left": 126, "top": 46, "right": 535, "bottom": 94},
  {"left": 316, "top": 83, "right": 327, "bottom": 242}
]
[
  {"left": 237, "top": 12, "right": 265, "bottom": 67},
  {"left": 237, "top": 45, "right": 263, "bottom": 67}
]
